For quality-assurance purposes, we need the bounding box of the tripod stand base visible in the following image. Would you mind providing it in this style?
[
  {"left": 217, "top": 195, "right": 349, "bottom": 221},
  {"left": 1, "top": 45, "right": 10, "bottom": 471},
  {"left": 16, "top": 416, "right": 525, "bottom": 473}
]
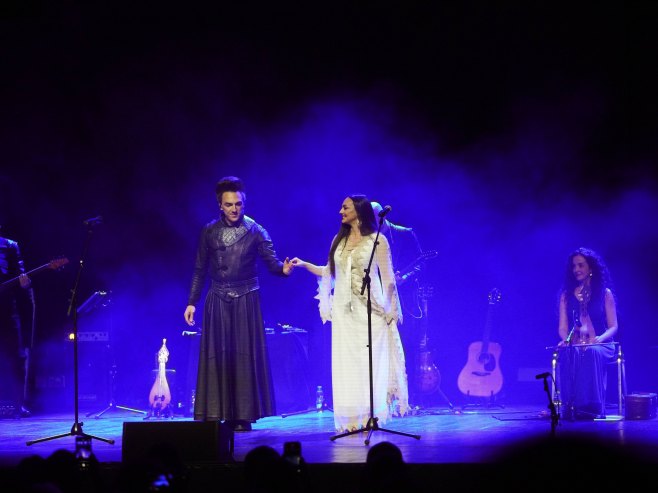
[
  {"left": 86, "top": 401, "right": 147, "bottom": 419},
  {"left": 26, "top": 421, "right": 115, "bottom": 446},
  {"left": 281, "top": 404, "right": 334, "bottom": 418},
  {"left": 330, "top": 417, "right": 421, "bottom": 445}
]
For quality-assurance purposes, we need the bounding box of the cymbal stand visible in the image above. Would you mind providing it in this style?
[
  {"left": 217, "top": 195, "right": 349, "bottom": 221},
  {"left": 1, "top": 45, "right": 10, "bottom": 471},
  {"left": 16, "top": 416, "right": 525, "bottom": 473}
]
[{"left": 27, "top": 223, "right": 114, "bottom": 447}]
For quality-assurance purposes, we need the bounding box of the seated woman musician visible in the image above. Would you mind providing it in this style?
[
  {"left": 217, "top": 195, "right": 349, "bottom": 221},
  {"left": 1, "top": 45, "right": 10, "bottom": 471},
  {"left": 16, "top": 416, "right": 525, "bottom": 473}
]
[{"left": 556, "top": 247, "right": 619, "bottom": 420}]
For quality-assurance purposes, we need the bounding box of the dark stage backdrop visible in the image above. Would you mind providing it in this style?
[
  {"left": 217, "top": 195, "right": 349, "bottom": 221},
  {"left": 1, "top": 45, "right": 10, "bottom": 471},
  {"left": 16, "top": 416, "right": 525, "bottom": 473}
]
[{"left": 1, "top": 2, "right": 656, "bottom": 413}]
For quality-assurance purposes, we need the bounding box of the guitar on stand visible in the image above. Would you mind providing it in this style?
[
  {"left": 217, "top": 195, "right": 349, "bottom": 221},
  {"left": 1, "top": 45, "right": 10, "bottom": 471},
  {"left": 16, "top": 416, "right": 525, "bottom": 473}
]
[
  {"left": 457, "top": 288, "right": 504, "bottom": 407},
  {"left": 146, "top": 338, "right": 172, "bottom": 419},
  {"left": 415, "top": 285, "right": 454, "bottom": 410}
]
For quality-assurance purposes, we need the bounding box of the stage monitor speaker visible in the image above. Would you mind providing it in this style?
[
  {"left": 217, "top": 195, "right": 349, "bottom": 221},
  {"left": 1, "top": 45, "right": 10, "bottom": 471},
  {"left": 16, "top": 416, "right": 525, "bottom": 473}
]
[{"left": 122, "top": 421, "right": 234, "bottom": 464}]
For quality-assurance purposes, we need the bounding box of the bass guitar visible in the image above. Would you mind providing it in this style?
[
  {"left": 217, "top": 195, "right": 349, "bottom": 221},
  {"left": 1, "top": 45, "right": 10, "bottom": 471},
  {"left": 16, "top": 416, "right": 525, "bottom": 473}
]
[
  {"left": 457, "top": 288, "right": 503, "bottom": 398},
  {"left": 0, "top": 257, "right": 69, "bottom": 293},
  {"left": 147, "top": 338, "right": 172, "bottom": 418},
  {"left": 396, "top": 250, "right": 438, "bottom": 286}
]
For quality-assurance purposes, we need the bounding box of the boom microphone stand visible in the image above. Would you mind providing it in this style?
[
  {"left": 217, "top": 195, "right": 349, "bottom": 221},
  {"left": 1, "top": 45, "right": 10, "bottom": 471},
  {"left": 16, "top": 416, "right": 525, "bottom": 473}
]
[
  {"left": 331, "top": 208, "right": 421, "bottom": 445},
  {"left": 536, "top": 372, "right": 559, "bottom": 436},
  {"left": 561, "top": 309, "right": 579, "bottom": 421},
  {"left": 27, "top": 217, "right": 114, "bottom": 447}
]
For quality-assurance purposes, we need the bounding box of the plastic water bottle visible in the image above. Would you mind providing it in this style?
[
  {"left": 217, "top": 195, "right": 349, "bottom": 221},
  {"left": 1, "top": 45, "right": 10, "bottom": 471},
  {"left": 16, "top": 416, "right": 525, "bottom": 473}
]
[{"left": 315, "top": 385, "right": 324, "bottom": 412}]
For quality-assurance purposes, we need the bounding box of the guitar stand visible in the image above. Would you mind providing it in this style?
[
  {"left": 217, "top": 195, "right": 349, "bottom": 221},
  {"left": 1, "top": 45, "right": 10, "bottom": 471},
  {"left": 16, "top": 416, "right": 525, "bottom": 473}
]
[
  {"left": 411, "top": 284, "right": 456, "bottom": 414},
  {"left": 436, "top": 388, "right": 455, "bottom": 410},
  {"left": 412, "top": 388, "right": 456, "bottom": 416},
  {"left": 144, "top": 405, "right": 174, "bottom": 420}
]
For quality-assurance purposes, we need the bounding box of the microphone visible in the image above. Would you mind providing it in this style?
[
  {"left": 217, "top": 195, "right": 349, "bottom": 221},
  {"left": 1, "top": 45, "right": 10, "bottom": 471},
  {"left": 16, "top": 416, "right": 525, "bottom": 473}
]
[
  {"left": 535, "top": 372, "right": 551, "bottom": 380},
  {"left": 378, "top": 205, "right": 392, "bottom": 218},
  {"left": 83, "top": 215, "right": 103, "bottom": 227},
  {"left": 565, "top": 314, "right": 577, "bottom": 345}
]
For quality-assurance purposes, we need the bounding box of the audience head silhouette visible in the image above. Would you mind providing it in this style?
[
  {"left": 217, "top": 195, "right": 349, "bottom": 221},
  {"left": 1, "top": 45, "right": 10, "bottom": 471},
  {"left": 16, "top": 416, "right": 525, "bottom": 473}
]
[{"left": 360, "top": 441, "right": 416, "bottom": 493}]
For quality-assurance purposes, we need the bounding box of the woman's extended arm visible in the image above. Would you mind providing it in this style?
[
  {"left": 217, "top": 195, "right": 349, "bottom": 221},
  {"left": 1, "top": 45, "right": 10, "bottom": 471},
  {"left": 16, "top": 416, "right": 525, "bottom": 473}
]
[{"left": 290, "top": 257, "right": 325, "bottom": 277}]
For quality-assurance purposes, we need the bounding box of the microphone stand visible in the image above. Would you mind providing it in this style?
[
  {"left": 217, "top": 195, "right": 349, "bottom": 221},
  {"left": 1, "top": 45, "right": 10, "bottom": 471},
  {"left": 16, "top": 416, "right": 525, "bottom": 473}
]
[
  {"left": 330, "top": 215, "right": 421, "bottom": 445},
  {"left": 27, "top": 223, "right": 114, "bottom": 447},
  {"left": 537, "top": 373, "right": 559, "bottom": 436},
  {"left": 560, "top": 309, "right": 580, "bottom": 420},
  {"left": 565, "top": 308, "right": 579, "bottom": 346}
]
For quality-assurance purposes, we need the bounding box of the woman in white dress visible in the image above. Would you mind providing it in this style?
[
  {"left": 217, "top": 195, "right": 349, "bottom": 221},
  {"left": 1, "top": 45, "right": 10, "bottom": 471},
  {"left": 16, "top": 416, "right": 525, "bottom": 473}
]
[{"left": 292, "top": 195, "right": 409, "bottom": 432}]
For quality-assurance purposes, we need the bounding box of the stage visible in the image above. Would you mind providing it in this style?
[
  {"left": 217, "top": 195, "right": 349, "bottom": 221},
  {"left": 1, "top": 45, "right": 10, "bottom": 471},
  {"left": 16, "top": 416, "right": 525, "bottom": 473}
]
[{"left": 1, "top": 403, "right": 657, "bottom": 491}]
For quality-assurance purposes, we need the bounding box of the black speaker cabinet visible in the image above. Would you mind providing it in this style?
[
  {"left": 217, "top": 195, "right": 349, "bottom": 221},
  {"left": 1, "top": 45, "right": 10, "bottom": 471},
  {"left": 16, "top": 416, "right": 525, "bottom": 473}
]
[
  {"left": 122, "top": 421, "right": 234, "bottom": 464},
  {"left": 266, "top": 328, "right": 312, "bottom": 413},
  {"left": 625, "top": 392, "right": 658, "bottom": 420}
]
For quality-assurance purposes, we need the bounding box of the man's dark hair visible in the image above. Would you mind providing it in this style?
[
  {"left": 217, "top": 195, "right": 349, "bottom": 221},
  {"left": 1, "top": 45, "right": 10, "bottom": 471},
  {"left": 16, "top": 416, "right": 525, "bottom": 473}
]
[{"left": 215, "top": 176, "right": 246, "bottom": 203}]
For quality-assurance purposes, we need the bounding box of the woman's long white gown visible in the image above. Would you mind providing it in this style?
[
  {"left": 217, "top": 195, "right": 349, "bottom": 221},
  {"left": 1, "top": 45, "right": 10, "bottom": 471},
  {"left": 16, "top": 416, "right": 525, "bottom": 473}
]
[{"left": 316, "top": 233, "right": 409, "bottom": 432}]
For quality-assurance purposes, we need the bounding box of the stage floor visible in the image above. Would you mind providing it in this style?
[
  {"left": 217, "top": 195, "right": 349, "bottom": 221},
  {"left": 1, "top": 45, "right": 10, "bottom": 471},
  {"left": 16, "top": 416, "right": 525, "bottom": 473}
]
[{"left": 2, "top": 403, "right": 658, "bottom": 467}]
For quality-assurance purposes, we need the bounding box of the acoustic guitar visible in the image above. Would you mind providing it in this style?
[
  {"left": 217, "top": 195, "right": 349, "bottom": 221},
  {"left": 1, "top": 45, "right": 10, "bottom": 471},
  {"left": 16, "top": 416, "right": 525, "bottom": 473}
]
[
  {"left": 457, "top": 288, "right": 503, "bottom": 398},
  {"left": 148, "top": 338, "right": 172, "bottom": 418},
  {"left": 0, "top": 257, "right": 69, "bottom": 294}
]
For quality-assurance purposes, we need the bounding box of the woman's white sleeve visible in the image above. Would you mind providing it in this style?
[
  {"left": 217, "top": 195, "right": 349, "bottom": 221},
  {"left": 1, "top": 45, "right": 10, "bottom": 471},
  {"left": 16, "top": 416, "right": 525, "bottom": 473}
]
[{"left": 314, "top": 264, "right": 333, "bottom": 324}]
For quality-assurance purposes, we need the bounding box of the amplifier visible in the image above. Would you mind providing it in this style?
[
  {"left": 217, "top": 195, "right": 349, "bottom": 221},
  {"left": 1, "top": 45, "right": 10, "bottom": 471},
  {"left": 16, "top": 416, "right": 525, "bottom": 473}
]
[
  {"left": 77, "top": 331, "right": 109, "bottom": 342},
  {"left": 625, "top": 392, "right": 657, "bottom": 420}
]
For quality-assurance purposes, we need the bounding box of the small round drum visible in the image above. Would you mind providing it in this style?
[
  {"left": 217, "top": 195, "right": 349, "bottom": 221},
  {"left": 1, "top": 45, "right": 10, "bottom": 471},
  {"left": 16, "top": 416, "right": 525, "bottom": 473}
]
[{"left": 625, "top": 392, "right": 657, "bottom": 420}]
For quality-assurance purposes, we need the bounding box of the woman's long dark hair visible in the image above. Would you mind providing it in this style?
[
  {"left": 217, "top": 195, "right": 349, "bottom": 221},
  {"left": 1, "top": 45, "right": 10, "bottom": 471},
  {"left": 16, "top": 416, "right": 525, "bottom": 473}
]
[
  {"left": 560, "top": 247, "right": 614, "bottom": 312},
  {"left": 328, "top": 194, "right": 377, "bottom": 277}
]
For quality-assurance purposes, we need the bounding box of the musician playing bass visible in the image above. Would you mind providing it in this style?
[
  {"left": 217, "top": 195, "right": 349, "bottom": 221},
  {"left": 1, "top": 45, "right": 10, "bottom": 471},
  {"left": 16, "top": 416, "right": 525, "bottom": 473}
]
[
  {"left": 0, "top": 224, "right": 34, "bottom": 418},
  {"left": 556, "top": 247, "right": 618, "bottom": 420}
]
